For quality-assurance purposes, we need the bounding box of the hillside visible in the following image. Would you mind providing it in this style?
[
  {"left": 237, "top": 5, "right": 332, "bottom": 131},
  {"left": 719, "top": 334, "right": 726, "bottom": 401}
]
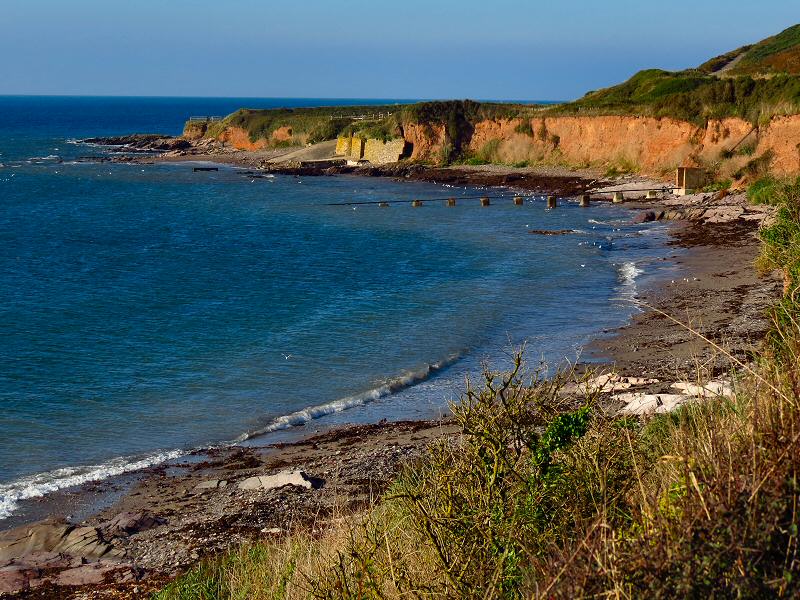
[
  {"left": 699, "top": 23, "right": 800, "bottom": 76},
  {"left": 185, "top": 24, "right": 800, "bottom": 179},
  {"left": 555, "top": 24, "right": 800, "bottom": 125}
]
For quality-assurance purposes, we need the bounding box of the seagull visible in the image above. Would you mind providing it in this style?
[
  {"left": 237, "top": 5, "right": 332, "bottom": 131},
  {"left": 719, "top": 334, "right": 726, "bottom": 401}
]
[{"left": 281, "top": 353, "right": 292, "bottom": 360}]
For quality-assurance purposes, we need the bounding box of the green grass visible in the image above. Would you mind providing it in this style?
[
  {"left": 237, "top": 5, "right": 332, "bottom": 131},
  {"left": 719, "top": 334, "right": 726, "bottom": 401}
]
[
  {"left": 218, "top": 105, "right": 405, "bottom": 144},
  {"left": 551, "top": 69, "right": 800, "bottom": 126}
]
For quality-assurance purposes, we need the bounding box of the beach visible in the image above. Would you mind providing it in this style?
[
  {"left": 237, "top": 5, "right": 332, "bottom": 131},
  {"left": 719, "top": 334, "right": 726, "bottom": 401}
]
[{"left": 0, "top": 134, "right": 783, "bottom": 597}]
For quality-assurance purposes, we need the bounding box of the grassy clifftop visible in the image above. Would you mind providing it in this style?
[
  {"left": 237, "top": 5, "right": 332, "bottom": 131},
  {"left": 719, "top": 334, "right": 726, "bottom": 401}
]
[
  {"left": 700, "top": 23, "right": 800, "bottom": 76},
  {"left": 195, "top": 101, "right": 548, "bottom": 147},
  {"left": 555, "top": 68, "right": 800, "bottom": 125}
]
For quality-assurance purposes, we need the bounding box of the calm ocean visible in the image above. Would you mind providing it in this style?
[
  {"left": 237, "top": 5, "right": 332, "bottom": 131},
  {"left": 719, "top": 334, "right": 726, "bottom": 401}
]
[{"left": 0, "top": 96, "right": 674, "bottom": 521}]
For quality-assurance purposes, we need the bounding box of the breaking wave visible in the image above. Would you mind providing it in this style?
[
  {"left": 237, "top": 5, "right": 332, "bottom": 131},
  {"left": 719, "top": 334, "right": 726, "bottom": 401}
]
[
  {"left": 0, "top": 352, "right": 464, "bottom": 521},
  {"left": 236, "top": 352, "right": 463, "bottom": 442},
  {"left": 0, "top": 449, "right": 185, "bottom": 521}
]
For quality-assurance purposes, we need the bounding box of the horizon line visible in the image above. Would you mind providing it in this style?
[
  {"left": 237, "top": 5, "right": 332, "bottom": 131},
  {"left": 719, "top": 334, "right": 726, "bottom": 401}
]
[{"left": 0, "top": 94, "right": 566, "bottom": 104}]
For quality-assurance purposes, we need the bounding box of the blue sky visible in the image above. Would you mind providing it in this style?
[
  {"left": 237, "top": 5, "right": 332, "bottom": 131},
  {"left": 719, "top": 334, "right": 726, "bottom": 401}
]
[{"left": 1, "top": 0, "right": 797, "bottom": 100}]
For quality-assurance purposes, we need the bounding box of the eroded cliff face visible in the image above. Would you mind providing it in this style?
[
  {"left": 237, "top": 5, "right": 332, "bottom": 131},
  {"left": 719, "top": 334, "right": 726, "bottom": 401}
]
[
  {"left": 757, "top": 115, "right": 800, "bottom": 175},
  {"left": 215, "top": 126, "right": 268, "bottom": 151},
  {"left": 404, "top": 123, "right": 447, "bottom": 161},
  {"left": 188, "top": 112, "right": 800, "bottom": 178},
  {"left": 406, "top": 114, "right": 800, "bottom": 178}
]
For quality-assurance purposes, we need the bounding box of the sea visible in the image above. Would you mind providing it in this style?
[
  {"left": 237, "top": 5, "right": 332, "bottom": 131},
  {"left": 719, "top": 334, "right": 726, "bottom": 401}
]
[{"left": 0, "top": 96, "right": 676, "bottom": 522}]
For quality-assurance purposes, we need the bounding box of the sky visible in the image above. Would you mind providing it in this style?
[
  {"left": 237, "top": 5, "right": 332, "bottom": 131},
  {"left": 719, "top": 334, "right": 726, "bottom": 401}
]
[{"left": 1, "top": 0, "right": 798, "bottom": 100}]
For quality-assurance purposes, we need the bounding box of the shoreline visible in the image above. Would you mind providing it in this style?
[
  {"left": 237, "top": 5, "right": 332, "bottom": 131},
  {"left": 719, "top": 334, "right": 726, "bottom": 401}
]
[{"left": 0, "top": 143, "right": 783, "bottom": 598}]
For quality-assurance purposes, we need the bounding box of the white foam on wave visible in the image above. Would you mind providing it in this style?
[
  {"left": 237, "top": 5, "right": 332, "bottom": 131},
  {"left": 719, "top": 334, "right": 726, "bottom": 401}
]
[
  {"left": 0, "top": 449, "right": 185, "bottom": 521},
  {"left": 615, "top": 261, "right": 644, "bottom": 304},
  {"left": 237, "top": 352, "right": 462, "bottom": 442},
  {"left": 0, "top": 352, "right": 464, "bottom": 521},
  {"left": 28, "top": 155, "right": 62, "bottom": 163},
  {"left": 618, "top": 261, "right": 642, "bottom": 286}
]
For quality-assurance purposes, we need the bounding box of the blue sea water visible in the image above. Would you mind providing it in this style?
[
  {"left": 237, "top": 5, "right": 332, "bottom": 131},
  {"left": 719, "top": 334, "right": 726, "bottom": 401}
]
[{"left": 0, "top": 96, "right": 674, "bottom": 521}]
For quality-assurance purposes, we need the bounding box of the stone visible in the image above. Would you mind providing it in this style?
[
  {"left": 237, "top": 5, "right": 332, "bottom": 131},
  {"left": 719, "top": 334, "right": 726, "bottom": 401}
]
[
  {"left": 238, "top": 469, "right": 322, "bottom": 491},
  {"left": 632, "top": 211, "right": 657, "bottom": 224},
  {"left": 671, "top": 380, "right": 733, "bottom": 398},
  {"left": 0, "top": 520, "right": 72, "bottom": 562},
  {"left": 52, "top": 526, "right": 113, "bottom": 558},
  {"left": 615, "top": 393, "right": 691, "bottom": 415},
  {"left": 702, "top": 206, "right": 744, "bottom": 224},
  {"left": 574, "top": 373, "right": 659, "bottom": 395},
  {"left": 194, "top": 480, "right": 228, "bottom": 491},
  {"left": 102, "top": 511, "right": 162, "bottom": 537}
]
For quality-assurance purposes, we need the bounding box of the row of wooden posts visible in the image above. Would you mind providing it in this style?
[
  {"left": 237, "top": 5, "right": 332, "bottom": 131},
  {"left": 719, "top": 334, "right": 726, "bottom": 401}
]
[
  {"left": 370, "top": 189, "right": 659, "bottom": 208},
  {"left": 381, "top": 194, "right": 597, "bottom": 208}
]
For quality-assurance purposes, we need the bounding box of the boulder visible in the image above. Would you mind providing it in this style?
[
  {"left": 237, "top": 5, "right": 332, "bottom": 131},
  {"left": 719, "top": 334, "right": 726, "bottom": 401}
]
[
  {"left": 238, "top": 469, "right": 322, "bottom": 491},
  {"left": 102, "top": 511, "right": 162, "bottom": 537},
  {"left": 632, "top": 211, "right": 657, "bottom": 224},
  {"left": 194, "top": 479, "right": 228, "bottom": 491},
  {"left": 671, "top": 380, "right": 733, "bottom": 398},
  {"left": 0, "top": 520, "right": 72, "bottom": 562},
  {"left": 52, "top": 526, "right": 115, "bottom": 558},
  {"left": 615, "top": 393, "right": 690, "bottom": 415},
  {"left": 702, "top": 206, "right": 744, "bottom": 224}
]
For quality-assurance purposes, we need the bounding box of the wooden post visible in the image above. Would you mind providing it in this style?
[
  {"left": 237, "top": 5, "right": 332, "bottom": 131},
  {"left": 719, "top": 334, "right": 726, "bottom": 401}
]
[
  {"left": 513, "top": 196, "right": 524, "bottom": 205},
  {"left": 446, "top": 198, "right": 457, "bottom": 207},
  {"left": 579, "top": 194, "right": 590, "bottom": 207},
  {"left": 480, "top": 197, "right": 491, "bottom": 206},
  {"left": 547, "top": 195, "right": 557, "bottom": 209},
  {"left": 411, "top": 200, "right": 423, "bottom": 207},
  {"left": 613, "top": 192, "right": 625, "bottom": 203},
  {"left": 378, "top": 202, "right": 390, "bottom": 208}
]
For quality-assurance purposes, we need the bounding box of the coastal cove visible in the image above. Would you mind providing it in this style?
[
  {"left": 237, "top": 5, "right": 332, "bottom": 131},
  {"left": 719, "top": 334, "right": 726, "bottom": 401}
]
[
  {"left": 4, "top": 10, "right": 800, "bottom": 596},
  {"left": 0, "top": 97, "right": 680, "bottom": 528}
]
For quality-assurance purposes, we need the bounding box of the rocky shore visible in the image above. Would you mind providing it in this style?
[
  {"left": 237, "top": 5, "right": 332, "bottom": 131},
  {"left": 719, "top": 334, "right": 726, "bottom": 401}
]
[{"left": 0, "top": 136, "right": 783, "bottom": 599}]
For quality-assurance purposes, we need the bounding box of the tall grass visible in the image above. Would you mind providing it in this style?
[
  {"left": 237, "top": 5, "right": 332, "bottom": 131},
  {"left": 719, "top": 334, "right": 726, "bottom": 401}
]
[{"left": 157, "top": 181, "right": 800, "bottom": 599}]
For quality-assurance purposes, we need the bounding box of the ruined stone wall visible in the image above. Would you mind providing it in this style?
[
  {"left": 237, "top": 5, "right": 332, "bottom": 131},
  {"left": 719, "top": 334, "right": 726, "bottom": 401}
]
[
  {"left": 363, "top": 139, "right": 406, "bottom": 164},
  {"left": 335, "top": 136, "right": 352, "bottom": 156}
]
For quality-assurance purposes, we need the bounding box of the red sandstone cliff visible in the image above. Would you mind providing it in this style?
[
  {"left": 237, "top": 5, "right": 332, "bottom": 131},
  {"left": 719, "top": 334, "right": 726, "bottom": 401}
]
[{"left": 406, "top": 114, "right": 800, "bottom": 178}]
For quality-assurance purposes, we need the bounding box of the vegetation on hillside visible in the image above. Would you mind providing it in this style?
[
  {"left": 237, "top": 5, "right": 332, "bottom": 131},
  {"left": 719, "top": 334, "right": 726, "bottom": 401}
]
[
  {"left": 208, "top": 105, "right": 405, "bottom": 145},
  {"left": 156, "top": 178, "right": 800, "bottom": 599},
  {"left": 701, "top": 24, "right": 800, "bottom": 76},
  {"left": 553, "top": 68, "right": 800, "bottom": 126}
]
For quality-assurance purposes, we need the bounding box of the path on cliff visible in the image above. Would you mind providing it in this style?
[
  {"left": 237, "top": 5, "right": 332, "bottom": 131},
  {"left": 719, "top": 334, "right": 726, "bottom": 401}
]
[{"left": 266, "top": 139, "right": 338, "bottom": 164}]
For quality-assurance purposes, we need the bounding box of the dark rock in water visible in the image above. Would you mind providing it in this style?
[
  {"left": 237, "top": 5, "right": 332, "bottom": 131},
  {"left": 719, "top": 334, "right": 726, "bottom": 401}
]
[
  {"left": 79, "top": 134, "right": 191, "bottom": 152},
  {"left": 528, "top": 229, "right": 576, "bottom": 235},
  {"left": 632, "top": 211, "right": 657, "bottom": 224}
]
